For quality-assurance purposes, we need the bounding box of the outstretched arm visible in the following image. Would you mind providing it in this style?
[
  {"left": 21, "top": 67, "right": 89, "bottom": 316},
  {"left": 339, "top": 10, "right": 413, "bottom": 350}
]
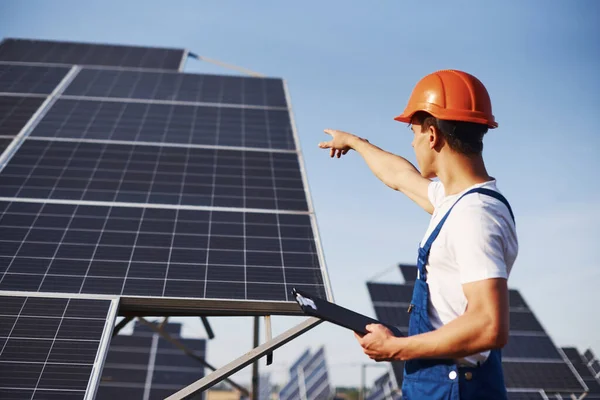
[{"left": 319, "top": 129, "right": 433, "bottom": 214}]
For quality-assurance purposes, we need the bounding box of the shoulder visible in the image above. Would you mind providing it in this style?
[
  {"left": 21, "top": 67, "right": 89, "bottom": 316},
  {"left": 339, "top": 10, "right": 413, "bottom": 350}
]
[{"left": 427, "top": 180, "right": 446, "bottom": 208}]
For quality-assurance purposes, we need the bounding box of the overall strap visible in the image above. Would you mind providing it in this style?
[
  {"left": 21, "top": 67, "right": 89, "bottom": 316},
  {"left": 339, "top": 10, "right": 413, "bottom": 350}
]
[{"left": 417, "top": 187, "right": 515, "bottom": 280}]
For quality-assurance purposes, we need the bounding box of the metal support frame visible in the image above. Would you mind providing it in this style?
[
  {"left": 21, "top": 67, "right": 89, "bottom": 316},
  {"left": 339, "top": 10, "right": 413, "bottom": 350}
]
[
  {"left": 165, "top": 317, "right": 323, "bottom": 400},
  {"left": 265, "top": 315, "right": 273, "bottom": 366},
  {"left": 200, "top": 316, "right": 215, "bottom": 339},
  {"left": 112, "top": 316, "right": 133, "bottom": 337},
  {"left": 136, "top": 317, "right": 250, "bottom": 397},
  {"left": 252, "top": 316, "right": 260, "bottom": 400}
]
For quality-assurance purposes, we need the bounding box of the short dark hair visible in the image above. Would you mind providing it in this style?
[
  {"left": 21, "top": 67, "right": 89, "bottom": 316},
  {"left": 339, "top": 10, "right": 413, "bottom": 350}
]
[{"left": 411, "top": 111, "right": 489, "bottom": 155}]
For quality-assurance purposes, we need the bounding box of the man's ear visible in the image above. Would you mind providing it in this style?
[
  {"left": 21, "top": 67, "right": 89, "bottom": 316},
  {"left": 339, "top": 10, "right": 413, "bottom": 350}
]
[{"left": 428, "top": 124, "right": 440, "bottom": 149}]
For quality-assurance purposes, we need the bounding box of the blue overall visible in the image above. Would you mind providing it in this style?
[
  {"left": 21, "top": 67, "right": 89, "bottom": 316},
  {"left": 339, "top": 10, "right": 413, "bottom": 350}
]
[{"left": 402, "top": 188, "right": 515, "bottom": 400}]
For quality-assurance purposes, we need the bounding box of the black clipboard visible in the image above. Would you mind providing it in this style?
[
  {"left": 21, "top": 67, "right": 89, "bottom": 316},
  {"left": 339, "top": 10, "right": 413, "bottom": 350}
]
[{"left": 292, "top": 288, "right": 404, "bottom": 337}]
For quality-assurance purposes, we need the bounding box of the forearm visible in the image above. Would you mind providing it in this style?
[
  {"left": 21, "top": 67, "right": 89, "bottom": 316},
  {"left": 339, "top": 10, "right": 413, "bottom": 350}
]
[
  {"left": 393, "top": 311, "right": 505, "bottom": 361},
  {"left": 349, "top": 136, "right": 420, "bottom": 191}
]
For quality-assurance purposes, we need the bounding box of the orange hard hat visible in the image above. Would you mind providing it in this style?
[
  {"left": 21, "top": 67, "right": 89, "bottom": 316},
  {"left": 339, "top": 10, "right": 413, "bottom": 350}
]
[{"left": 394, "top": 69, "right": 498, "bottom": 128}]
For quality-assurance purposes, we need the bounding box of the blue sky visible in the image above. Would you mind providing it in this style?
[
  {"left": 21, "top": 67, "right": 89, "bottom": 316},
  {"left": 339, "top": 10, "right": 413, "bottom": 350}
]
[{"left": 1, "top": 0, "right": 599, "bottom": 390}]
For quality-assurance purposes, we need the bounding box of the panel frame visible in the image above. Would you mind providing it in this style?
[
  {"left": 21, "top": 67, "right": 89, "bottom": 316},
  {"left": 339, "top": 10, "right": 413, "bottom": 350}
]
[
  {"left": 282, "top": 79, "right": 333, "bottom": 303},
  {"left": 0, "top": 290, "right": 120, "bottom": 400}
]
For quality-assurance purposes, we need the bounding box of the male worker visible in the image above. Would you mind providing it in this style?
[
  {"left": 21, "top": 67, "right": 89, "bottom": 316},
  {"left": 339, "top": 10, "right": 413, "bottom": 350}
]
[{"left": 318, "top": 70, "right": 518, "bottom": 399}]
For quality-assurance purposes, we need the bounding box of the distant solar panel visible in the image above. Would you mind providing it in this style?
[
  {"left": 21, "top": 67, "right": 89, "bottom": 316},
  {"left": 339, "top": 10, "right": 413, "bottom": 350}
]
[
  {"left": 366, "top": 282, "right": 587, "bottom": 394},
  {"left": 97, "top": 321, "right": 205, "bottom": 400},
  {"left": 503, "top": 336, "right": 562, "bottom": 359},
  {"left": 64, "top": 68, "right": 288, "bottom": 107},
  {"left": 0, "top": 140, "right": 308, "bottom": 210},
  {"left": 0, "top": 200, "right": 325, "bottom": 308},
  {"left": 259, "top": 374, "right": 272, "bottom": 400},
  {"left": 506, "top": 391, "right": 546, "bottom": 400},
  {"left": 0, "top": 293, "right": 118, "bottom": 400},
  {"left": 29, "top": 99, "right": 295, "bottom": 149},
  {"left": 398, "top": 264, "right": 417, "bottom": 283},
  {"left": 0, "top": 38, "right": 185, "bottom": 71},
  {"left": 279, "top": 347, "right": 332, "bottom": 400},
  {"left": 584, "top": 349, "right": 596, "bottom": 364},
  {"left": 0, "top": 63, "right": 69, "bottom": 94},
  {"left": 0, "top": 96, "right": 45, "bottom": 137},
  {"left": 503, "top": 361, "right": 584, "bottom": 391},
  {"left": 366, "top": 370, "right": 401, "bottom": 400}
]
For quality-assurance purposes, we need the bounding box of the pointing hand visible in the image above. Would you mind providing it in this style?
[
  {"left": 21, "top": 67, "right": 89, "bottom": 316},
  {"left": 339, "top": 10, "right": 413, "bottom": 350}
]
[{"left": 318, "top": 129, "right": 358, "bottom": 158}]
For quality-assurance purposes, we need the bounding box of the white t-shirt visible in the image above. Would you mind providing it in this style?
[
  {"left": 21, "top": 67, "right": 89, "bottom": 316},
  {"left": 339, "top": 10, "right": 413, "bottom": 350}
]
[{"left": 420, "top": 179, "right": 518, "bottom": 366}]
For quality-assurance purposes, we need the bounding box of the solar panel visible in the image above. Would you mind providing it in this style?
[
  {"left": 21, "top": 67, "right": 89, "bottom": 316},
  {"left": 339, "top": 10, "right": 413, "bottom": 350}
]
[
  {"left": 503, "top": 335, "right": 562, "bottom": 359},
  {"left": 366, "top": 370, "right": 401, "bottom": 400},
  {"left": 584, "top": 349, "right": 597, "bottom": 364},
  {"left": 0, "top": 38, "right": 185, "bottom": 71},
  {"left": 259, "top": 374, "right": 272, "bottom": 400},
  {"left": 506, "top": 391, "right": 546, "bottom": 400},
  {"left": 503, "top": 361, "right": 584, "bottom": 391},
  {"left": 279, "top": 347, "right": 333, "bottom": 400},
  {"left": 97, "top": 321, "right": 205, "bottom": 400},
  {"left": 398, "top": 264, "right": 417, "bottom": 283},
  {"left": 0, "top": 200, "right": 325, "bottom": 308},
  {"left": 509, "top": 290, "right": 530, "bottom": 309},
  {"left": 0, "top": 292, "right": 118, "bottom": 400},
  {"left": 0, "top": 96, "right": 45, "bottom": 137},
  {"left": 28, "top": 99, "right": 295, "bottom": 149},
  {"left": 367, "top": 282, "right": 413, "bottom": 304},
  {"left": 64, "top": 68, "right": 288, "bottom": 107},
  {"left": 1, "top": 140, "right": 307, "bottom": 209},
  {"left": 509, "top": 312, "right": 545, "bottom": 332},
  {"left": 0, "top": 63, "right": 70, "bottom": 94},
  {"left": 591, "top": 360, "right": 600, "bottom": 375},
  {"left": 0, "top": 37, "right": 330, "bottom": 319}
]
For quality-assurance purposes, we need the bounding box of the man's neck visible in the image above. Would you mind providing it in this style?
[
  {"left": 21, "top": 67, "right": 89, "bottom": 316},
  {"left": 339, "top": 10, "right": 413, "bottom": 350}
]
[{"left": 435, "top": 152, "right": 492, "bottom": 196}]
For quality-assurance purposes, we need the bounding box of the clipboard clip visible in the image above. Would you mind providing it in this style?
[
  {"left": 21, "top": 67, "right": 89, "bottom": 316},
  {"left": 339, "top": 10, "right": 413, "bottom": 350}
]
[{"left": 292, "top": 288, "right": 318, "bottom": 311}]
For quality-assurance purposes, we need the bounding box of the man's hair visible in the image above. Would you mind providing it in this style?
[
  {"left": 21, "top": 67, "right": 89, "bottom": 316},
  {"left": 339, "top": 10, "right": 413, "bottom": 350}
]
[{"left": 411, "top": 111, "right": 489, "bottom": 155}]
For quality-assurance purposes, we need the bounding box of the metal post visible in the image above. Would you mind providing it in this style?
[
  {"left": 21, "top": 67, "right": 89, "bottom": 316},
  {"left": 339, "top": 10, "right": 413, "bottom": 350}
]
[
  {"left": 252, "top": 316, "right": 259, "bottom": 400},
  {"left": 112, "top": 316, "right": 133, "bottom": 337},
  {"left": 359, "top": 363, "right": 366, "bottom": 400},
  {"left": 200, "top": 316, "right": 215, "bottom": 339},
  {"left": 165, "top": 317, "right": 323, "bottom": 400},
  {"left": 265, "top": 315, "right": 273, "bottom": 365}
]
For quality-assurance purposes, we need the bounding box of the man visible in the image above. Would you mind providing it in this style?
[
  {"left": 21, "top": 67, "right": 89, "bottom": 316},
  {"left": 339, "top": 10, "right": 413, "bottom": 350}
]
[{"left": 318, "top": 70, "right": 518, "bottom": 399}]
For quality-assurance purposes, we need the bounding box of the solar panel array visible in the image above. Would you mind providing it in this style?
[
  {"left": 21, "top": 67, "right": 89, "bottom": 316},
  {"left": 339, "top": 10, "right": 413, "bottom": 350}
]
[
  {"left": 365, "top": 370, "right": 401, "bottom": 400},
  {"left": 0, "top": 292, "right": 118, "bottom": 400},
  {"left": 562, "top": 347, "right": 600, "bottom": 399},
  {"left": 258, "top": 373, "right": 272, "bottom": 400},
  {"left": 279, "top": 347, "right": 333, "bottom": 400},
  {"left": 97, "top": 321, "right": 206, "bottom": 400},
  {"left": 366, "top": 279, "right": 587, "bottom": 396},
  {"left": 0, "top": 37, "right": 331, "bottom": 315}
]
